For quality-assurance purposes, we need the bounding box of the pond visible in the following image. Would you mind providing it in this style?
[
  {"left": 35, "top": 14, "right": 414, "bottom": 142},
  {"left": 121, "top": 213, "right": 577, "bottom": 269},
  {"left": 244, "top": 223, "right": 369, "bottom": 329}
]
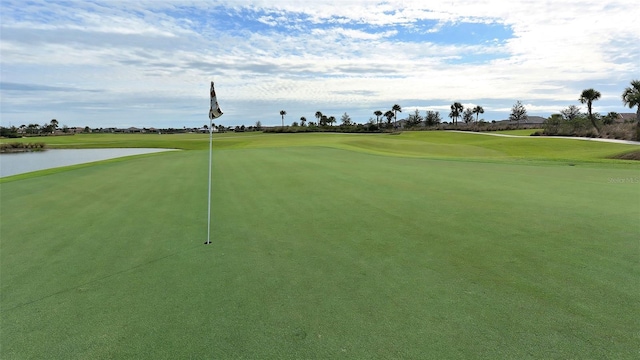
[{"left": 0, "top": 148, "right": 176, "bottom": 178}]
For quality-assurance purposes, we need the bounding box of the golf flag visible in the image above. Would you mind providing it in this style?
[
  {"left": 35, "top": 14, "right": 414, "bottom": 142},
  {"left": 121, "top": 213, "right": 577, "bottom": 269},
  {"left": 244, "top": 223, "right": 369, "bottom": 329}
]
[
  {"left": 209, "top": 81, "right": 223, "bottom": 119},
  {"left": 205, "top": 80, "right": 222, "bottom": 245}
]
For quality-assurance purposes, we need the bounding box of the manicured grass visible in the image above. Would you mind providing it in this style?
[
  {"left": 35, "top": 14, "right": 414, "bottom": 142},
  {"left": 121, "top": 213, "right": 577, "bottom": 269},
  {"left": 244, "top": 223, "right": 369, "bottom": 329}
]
[
  {"left": 2, "top": 131, "right": 638, "bottom": 163},
  {"left": 493, "top": 129, "right": 542, "bottom": 136},
  {"left": 1, "top": 133, "right": 639, "bottom": 358}
]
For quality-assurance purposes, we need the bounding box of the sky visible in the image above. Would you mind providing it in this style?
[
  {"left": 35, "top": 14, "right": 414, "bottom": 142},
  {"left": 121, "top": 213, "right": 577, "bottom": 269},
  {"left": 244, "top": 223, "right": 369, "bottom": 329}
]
[{"left": 1, "top": 0, "right": 638, "bottom": 129}]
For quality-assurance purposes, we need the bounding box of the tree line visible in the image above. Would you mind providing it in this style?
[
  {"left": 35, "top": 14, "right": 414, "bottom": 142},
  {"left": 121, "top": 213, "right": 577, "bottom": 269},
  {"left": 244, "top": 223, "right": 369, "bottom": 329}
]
[
  {"left": 539, "top": 80, "right": 640, "bottom": 140},
  {"left": 1, "top": 119, "right": 60, "bottom": 137},
  {"left": 270, "top": 80, "right": 639, "bottom": 139},
  {"left": 2, "top": 81, "right": 638, "bottom": 139}
]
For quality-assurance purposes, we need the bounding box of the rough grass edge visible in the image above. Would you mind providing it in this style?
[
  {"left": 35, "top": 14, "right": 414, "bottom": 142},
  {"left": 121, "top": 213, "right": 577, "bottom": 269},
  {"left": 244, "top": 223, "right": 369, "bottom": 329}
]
[{"left": 609, "top": 150, "right": 640, "bottom": 161}]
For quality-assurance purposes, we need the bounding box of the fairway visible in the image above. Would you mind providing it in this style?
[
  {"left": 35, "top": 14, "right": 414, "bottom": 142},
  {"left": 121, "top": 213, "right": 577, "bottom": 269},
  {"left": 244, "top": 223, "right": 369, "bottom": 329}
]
[{"left": 1, "top": 132, "right": 639, "bottom": 358}]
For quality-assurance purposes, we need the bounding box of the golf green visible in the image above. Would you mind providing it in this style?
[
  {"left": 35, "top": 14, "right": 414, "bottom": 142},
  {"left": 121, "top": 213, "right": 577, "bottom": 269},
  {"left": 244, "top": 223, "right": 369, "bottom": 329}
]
[{"left": 1, "top": 133, "right": 639, "bottom": 358}]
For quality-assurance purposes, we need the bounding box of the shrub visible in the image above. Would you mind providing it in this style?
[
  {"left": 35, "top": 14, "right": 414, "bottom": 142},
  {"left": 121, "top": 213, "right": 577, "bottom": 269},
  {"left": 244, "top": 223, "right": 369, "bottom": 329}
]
[
  {"left": 600, "top": 123, "right": 637, "bottom": 140},
  {"left": 0, "top": 142, "right": 46, "bottom": 152},
  {"left": 541, "top": 114, "right": 637, "bottom": 141}
]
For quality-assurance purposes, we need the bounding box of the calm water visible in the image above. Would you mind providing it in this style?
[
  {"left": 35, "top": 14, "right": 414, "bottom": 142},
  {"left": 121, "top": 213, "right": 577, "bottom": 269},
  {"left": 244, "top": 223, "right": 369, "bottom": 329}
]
[{"left": 0, "top": 148, "right": 175, "bottom": 177}]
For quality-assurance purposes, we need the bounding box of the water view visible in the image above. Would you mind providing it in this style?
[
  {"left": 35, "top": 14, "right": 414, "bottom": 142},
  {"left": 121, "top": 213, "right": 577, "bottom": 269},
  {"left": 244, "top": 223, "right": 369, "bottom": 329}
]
[{"left": 0, "top": 148, "right": 175, "bottom": 177}]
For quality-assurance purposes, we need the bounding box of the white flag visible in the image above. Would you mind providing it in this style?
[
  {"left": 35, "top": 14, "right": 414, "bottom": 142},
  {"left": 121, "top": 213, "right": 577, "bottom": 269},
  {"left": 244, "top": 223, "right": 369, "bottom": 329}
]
[{"left": 209, "top": 81, "right": 223, "bottom": 119}]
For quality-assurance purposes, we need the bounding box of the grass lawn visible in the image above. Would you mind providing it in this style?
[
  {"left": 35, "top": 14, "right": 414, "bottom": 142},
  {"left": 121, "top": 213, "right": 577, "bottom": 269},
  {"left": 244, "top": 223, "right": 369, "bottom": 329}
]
[
  {"left": 492, "top": 129, "right": 542, "bottom": 136},
  {"left": 1, "top": 132, "right": 639, "bottom": 358}
]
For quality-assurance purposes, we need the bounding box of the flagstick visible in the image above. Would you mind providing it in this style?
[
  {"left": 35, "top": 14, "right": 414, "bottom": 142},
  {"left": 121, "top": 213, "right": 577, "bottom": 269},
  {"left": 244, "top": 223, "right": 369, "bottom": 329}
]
[{"left": 205, "top": 115, "right": 213, "bottom": 245}]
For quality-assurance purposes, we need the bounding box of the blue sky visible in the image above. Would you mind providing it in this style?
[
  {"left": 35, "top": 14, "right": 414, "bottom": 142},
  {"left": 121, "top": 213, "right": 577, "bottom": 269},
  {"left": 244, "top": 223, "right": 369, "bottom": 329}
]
[{"left": 1, "top": 0, "right": 638, "bottom": 128}]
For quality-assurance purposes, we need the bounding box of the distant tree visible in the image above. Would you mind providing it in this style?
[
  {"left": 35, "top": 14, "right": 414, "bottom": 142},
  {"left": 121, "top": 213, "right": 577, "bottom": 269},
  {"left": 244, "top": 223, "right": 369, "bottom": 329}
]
[
  {"left": 449, "top": 102, "right": 463, "bottom": 125},
  {"left": 579, "top": 88, "right": 601, "bottom": 133},
  {"left": 425, "top": 111, "right": 441, "bottom": 126},
  {"left": 392, "top": 104, "right": 402, "bottom": 126},
  {"left": 374, "top": 110, "right": 383, "bottom": 127},
  {"left": 406, "top": 109, "right": 423, "bottom": 128},
  {"left": 542, "top": 114, "right": 564, "bottom": 135},
  {"left": 472, "top": 105, "right": 484, "bottom": 123},
  {"left": 279, "top": 110, "right": 287, "bottom": 127},
  {"left": 320, "top": 115, "right": 328, "bottom": 126},
  {"left": 50, "top": 119, "right": 58, "bottom": 132},
  {"left": 340, "top": 112, "right": 352, "bottom": 126},
  {"left": 328, "top": 116, "right": 336, "bottom": 126},
  {"left": 384, "top": 110, "right": 394, "bottom": 128},
  {"left": 509, "top": 101, "right": 528, "bottom": 127},
  {"left": 315, "top": 111, "right": 323, "bottom": 125},
  {"left": 560, "top": 105, "right": 582, "bottom": 121},
  {"left": 300, "top": 116, "right": 306, "bottom": 127},
  {"left": 42, "top": 122, "right": 54, "bottom": 134},
  {"left": 365, "top": 118, "right": 377, "bottom": 131},
  {"left": 255, "top": 120, "right": 262, "bottom": 130},
  {"left": 602, "top": 112, "right": 619, "bottom": 125},
  {"left": 0, "top": 126, "right": 18, "bottom": 138},
  {"left": 291, "top": 121, "right": 299, "bottom": 127},
  {"left": 622, "top": 80, "right": 640, "bottom": 121},
  {"left": 27, "top": 123, "right": 39, "bottom": 134},
  {"left": 463, "top": 108, "right": 474, "bottom": 124},
  {"left": 621, "top": 79, "right": 640, "bottom": 139}
]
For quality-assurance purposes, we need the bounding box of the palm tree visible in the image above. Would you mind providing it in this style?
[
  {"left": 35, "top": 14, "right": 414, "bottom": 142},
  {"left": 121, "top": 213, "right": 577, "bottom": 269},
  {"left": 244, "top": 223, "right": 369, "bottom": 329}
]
[
  {"left": 315, "top": 111, "right": 323, "bottom": 126},
  {"left": 392, "top": 104, "right": 402, "bottom": 126},
  {"left": 374, "top": 110, "right": 383, "bottom": 127},
  {"left": 328, "top": 116, "right": 336, "bottom": 126},
  {"left": 279, "top": 110, "right": 287, "bottom": 127},
  {"left": 384, "top": 110, "right": 394, "bottom": 128},
  {"left": 472, "top": 105, "right": 484, "bottom": 123},
  {"left": 622, "top": 79, "right": 640, "bottom": 140},
  {"left": 579, "top": 88, "right": 601, "bottom": 133},
  {"left": 449, "top": 102, "right": 463, "bottom": 125},
  {"left": 300, "top": 116, "right": 306, "bottom": 127}
]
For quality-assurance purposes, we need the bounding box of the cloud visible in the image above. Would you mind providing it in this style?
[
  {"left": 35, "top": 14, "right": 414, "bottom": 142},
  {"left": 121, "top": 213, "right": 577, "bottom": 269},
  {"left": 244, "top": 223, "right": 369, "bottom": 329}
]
[
  {"left": 1, "top": 82, "right": 102, "bottom": 92},
  {"left": 0, "top": 0, "right": 637, "bottom": 128}
]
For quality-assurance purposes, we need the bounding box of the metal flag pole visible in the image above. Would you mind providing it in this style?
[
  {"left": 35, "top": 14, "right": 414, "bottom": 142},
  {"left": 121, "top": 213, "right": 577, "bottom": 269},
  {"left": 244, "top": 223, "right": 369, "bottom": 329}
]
[
  {"left": 205, "top": 81, "right": 223, "bottom": 245},
  {"left": 205, "top": 108, "right": 213, "bottom": 245}
]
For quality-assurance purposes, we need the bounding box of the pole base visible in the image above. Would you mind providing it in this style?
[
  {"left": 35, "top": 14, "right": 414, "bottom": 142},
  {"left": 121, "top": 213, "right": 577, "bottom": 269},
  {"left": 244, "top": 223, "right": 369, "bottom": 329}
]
[{"left": 204, "top": 241, "right": 211, "bottom": 245}]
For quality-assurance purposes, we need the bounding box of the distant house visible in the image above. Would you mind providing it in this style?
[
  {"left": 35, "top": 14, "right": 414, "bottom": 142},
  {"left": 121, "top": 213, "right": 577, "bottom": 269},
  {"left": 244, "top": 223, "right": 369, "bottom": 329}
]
[{"left": 619, "top": 113, "right": 637, "bottom": 123}]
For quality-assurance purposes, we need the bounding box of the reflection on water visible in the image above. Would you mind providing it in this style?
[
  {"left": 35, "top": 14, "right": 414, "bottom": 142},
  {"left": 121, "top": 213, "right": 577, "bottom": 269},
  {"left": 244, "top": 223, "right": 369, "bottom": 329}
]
[{"left": 0, "top": 148, "right": 175, "bottom": 177}]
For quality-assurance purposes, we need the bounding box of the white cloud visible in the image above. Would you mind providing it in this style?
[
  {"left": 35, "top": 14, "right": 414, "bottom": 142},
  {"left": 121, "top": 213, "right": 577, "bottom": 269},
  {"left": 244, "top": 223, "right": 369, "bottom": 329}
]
[{"left": 1, "top": 0, "right": 638, "bottom": 128}]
